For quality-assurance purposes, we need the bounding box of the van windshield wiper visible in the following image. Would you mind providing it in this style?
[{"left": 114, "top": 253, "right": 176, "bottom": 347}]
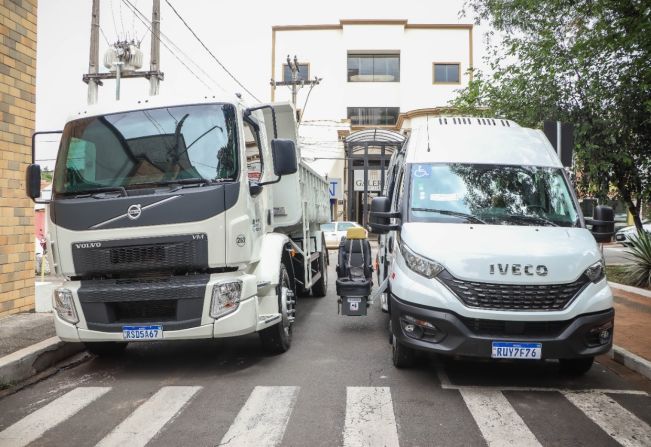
[
  {"left": 411, "top": 207, "right": 487, "bottom": 224},
  {"left": 505, "top": 214, "right": 559, "bottom": 227}
]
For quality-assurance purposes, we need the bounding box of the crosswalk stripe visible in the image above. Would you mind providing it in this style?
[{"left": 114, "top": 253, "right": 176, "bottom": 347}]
[
  {"left": 563, "top": 392, "right": 651, "bottom": 447},
  {"left": 343, "top": 387, "right": 400, "bottom": 447},
  {"left": 96, "top": 386, "right": 201, "bottom": 447},
  {"left": 0, "top": 386, "right": 111, "bottom": 447},
  {"left": 460, "top": 388, "right": 542, "bottom": 447},
  {"left": 218, "top": 386, "right": 299, "bottom": 447}
]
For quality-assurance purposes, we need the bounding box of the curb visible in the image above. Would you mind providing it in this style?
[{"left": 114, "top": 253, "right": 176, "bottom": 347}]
[
  {"left": 609, "top": 281, "right": 651, "bottom": 300},
  {"left": 0, "top": 337, "right": 84, "bottom": 387},
  {"left": 610, "top": 345, "right": 651, "bottom": 381}
]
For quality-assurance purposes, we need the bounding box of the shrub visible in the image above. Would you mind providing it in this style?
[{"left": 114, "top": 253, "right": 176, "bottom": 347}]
[{"left": 624, "top": 231, "right": 651, "bottom": 288}]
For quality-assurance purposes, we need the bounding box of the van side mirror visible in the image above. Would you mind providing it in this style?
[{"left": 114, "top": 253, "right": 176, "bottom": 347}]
[
  {"left": 369, "top": 196, "right": 400, "bottom": 234},
  {"left": 586, "top": 205, "right": 614, "bottom": 243},
  {"left": 26, "top": 164, "right": 42, "bottom": 200},
  {"left": 271, "top": 139, "right": 298, "bottom": 177}
]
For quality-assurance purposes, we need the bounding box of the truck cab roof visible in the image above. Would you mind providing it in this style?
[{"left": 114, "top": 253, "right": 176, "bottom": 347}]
[{"left": 405, "top": 116, "right": 562, "bottom": 168}]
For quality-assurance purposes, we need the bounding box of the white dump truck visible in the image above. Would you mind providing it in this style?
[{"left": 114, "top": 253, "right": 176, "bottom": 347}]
[
  {"left": 371, "top": 116, "right": 615, "bottom": 375},
  {"left": 27, "top": 96, "right": 330, "bottom": 355}
]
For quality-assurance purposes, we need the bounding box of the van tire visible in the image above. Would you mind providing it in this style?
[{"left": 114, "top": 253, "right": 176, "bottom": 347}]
[
  {"left": 311, "top": 248, "right": 328, "bottom": 298},
  {"left": 259, "top": 263, "right": 293, "bottom": 354},
  {"left": 559, "top": 357, "right": 594, "bottom": 376},
  {"left": 84, "top": 342, "right": 128, "bottom": 356},
  {"left": 392, "top": 335, "right": 415, "bottom": 368}
]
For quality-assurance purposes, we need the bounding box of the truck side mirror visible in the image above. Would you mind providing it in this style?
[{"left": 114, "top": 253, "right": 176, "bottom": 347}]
[
  {"left": 586, "top": 205, "right": 614, "bottom": 243},
  {"left": 26, "top": 164, "right": 42, "bottom": 200},
  {"left": 369, "top": 196, "right": 400, "bottom": 234},
  {"left": 271, "top": 139, "right": 298, "bottom": 177}
]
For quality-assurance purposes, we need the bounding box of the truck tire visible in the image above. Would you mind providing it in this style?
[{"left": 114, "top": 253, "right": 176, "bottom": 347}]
[
  {"left": 84, "top": 342, "right": 128, "bottom": 356},
  {"left": 391, "top": 335, "right": 415, "bottom": 368},
  {"left": 259, "top": 263, "right": 294, "bottom": 354},
  {"left": 559, "top": 357, "right": 594, "bottom": 376},
  {"left": 311, "top": 247, "right": 328, "bottom": 298}
]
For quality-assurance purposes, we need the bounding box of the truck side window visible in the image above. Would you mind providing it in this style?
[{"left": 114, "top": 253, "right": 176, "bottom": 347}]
[{"left": 243, "top": 121, "right": 263, "bottom": 182}]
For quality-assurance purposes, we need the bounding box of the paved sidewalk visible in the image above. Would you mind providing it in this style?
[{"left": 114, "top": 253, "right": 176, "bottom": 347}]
[
  {"left": 612, "top": 289, "right": 651, "bottom": 361},
  {"left": 0, "top": 313, "right": 55, "bottom": 358}
]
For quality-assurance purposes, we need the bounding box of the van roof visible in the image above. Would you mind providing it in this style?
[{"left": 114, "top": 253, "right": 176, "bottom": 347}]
[{"left": 404, "top": 116, "right": 561, "bottom": 168}]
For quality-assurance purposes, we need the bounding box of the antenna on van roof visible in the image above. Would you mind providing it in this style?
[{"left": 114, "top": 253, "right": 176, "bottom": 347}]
[{"left": 426, "top": 114, "right": 431, "bottom": 152}]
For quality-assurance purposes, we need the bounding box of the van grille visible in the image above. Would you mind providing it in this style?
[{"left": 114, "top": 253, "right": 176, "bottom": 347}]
[
  {"left": 437, "top": 271, "right": 590, "bottom": 311},
  {"left": 458, "top": 316, "right": 571, "bottom": 336}
]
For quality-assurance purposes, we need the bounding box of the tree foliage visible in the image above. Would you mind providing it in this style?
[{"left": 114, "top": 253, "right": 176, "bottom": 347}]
[{"left": 451, "top": 0, "right": 651, "bottom": 230}]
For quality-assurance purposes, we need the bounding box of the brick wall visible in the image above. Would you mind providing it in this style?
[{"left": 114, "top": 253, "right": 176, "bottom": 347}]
[{"left": 0, "top": 0, "right": 37, "bottom": 317}]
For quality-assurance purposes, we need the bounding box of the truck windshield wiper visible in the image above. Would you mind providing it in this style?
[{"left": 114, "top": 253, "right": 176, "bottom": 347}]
[
  {"left": 411, "top": 207, "right": 487, "bottom": 224},
  {"left": 505, "top": 214, "right": 559, "bottom": 227},
  {"left": 128, "top": 177, "right": 212, "bottom": 189},
  {"left": 63, "top": 186, "right": 127, "bottom": 198}
]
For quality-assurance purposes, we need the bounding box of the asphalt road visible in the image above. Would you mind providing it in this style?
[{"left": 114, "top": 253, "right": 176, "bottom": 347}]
[
  {"left": 2, "top": 257, "right": 650, "bottom": 447},
  {"left": 603, "top": 244, "right": 634, "bottom": 265}
]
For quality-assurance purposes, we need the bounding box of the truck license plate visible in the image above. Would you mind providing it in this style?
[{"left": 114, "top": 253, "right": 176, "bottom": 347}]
[
  {"left": 492, "top": 342, "right": 541, "bottom": 359},
  {"left": 122, "top": 325, "right": 163, "bottom": 341}
]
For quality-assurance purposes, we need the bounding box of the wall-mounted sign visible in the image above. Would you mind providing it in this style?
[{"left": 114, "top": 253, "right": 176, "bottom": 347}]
[
  {"left": 329, "top": 178, "right": 343, "bottom": 200},
  {"left": 353, "top": 170, "right": 382, "bottom": 192}
]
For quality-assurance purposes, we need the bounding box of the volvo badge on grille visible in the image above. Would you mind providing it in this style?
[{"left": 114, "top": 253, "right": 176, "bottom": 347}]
[
  {"left": 127, "top": 204, "right": 142, "bottom": 220},
  {"left": 490, "top": 263, "right": 548, "bottom": 276}
]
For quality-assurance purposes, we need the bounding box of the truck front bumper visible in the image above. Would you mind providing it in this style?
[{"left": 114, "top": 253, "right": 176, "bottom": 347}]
[{"left": 390, "top": 294, "right": 614, "bottom": 360}]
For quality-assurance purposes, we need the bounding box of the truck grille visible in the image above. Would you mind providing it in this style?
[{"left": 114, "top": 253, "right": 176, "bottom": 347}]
[
  {"left": 437, "top": 270, "right": 590, "bottom": 311},
  {"left": 72, "top": 234, "right": 208, "bottom": 276}
]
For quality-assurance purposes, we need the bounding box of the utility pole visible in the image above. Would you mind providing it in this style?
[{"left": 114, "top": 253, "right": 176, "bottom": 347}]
[
  {"left": 87, "top": 0, "right": 101, "bottom": 105},
  {"left": 271, "top": 55, "right": 321, "bottom": 118},
  {"left": 149, "top": 0, "right": 161, "bottom": 95},
  {"left": 83, "top": 0, "right": 164, "bottom": 104}
]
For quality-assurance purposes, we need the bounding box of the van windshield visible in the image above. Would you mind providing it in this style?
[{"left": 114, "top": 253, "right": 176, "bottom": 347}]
[
  {"left": 408, "top": 163, "right": 579, "bottom": 227},
  {"left": 53, "top": 103, "right": 238, "bottom": 195}
]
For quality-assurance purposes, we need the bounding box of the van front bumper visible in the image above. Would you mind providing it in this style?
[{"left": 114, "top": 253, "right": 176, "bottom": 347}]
[{"left": 390, "top": 294, "right": 614, "bottom": 360}]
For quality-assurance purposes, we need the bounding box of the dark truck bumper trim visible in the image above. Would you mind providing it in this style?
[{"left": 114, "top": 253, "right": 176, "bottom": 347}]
[
  {"left": 390, "top": 293, "right": 614, "bottom": 360},
  {"left": 78, "top": 274, "right": 209, "bottom": 332}
]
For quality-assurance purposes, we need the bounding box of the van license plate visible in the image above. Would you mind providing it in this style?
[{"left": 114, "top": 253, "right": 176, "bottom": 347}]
[
  {"left": 492, "top": 342, "right": 541, "bottom": 359},
  {"left": 122, "top": 325, "right": 163, "bottom": 341}
]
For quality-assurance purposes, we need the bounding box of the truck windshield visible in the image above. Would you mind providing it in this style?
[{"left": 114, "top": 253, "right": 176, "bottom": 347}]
[
  {"left": 409, "top": 163, "right": 579, "bottom": 227},
  {"left": 53, "top": 103, "right": 238, "bottom": 195}
]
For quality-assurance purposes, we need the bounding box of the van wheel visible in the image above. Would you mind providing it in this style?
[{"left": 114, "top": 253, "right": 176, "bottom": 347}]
[
  {"left": 559, "top": 357, "right": 594, "bottom": 376},
  {"left": 311, "top": 248, "right": 328, "bottom": 298},
  {"left": 260, "top": 263, "right": 294, "bottom": 354},
  {"left": 392, "top": 335, "right": 415, "bottom": 368},
  {"left": 84, "top": 342, "right": 128, "bottom": 356}
]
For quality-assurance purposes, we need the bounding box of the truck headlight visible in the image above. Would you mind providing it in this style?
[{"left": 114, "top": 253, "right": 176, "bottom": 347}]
[
  {"left": 53, "top": 288, "right": 78, "bottom": 324},
  {"left": 400, "top": 241, "right": 444, "bottom": 278},
  {"left": 210, "top": 280, "right": 242, "bottom": 319},
  {"left": 584, "top": 260, "right": 605, "bottom": 283}
]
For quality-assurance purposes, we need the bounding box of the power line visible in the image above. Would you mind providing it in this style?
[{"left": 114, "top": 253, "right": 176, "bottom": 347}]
[
  {"left": 120, "top": 0, "right": 215, "bottom": 91},
  {"left": 121, "top": 0, "right": 228, "bottom": 94},
  {"left": 163, "top": 0, "right": 262, "bottom": 102}
]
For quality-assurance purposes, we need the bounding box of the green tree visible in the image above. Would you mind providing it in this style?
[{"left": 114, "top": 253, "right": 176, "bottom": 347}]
[{"left": 451, "top": 0, "right": 651, "bottom": 230}]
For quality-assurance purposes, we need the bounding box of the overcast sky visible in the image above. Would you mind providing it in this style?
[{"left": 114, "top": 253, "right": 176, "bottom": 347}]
[{"left": 34, "top": 0, "right": 486, "bottom": 165}]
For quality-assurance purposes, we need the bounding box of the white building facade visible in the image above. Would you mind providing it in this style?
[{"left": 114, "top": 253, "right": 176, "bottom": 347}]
[{"left": 271, "top": 20, "right": 474, "bottom": 222}]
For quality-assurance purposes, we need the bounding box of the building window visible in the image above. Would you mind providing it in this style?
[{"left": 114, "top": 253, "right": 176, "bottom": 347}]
[
  {"left": 347, "top": 53, "right": 400, "bottom": 82},
  {"left": 433, "top": 63, "right": 461, "bottom": 83},
  {"left": 283, "top": 63, "right": 310, "bottom": 82},
  {"left": 347, "top": 107, "right": 400, "bottom": 126}
]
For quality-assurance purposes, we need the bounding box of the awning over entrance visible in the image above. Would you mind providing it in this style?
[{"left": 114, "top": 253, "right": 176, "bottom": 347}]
[{"left": 344, "top": 129, "right": 405, "bottom": 226}]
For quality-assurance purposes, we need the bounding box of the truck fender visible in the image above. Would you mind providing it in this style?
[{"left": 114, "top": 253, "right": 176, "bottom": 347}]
[{"left": 252, "top": 232, "right": 292, "bottom": 291}]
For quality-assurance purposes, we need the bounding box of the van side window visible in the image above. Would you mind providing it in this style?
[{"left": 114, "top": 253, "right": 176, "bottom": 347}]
[{"left": 393, "top": 168, "right": 404, "bottom": 212}]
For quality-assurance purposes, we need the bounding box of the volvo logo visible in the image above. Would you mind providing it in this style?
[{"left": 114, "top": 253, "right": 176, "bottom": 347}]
[
  {"left": 127, "top": 204, "right": 142, "bottom": 220},
  {"left": 490, "top": 263, "right": 548, "bottom": 276},
  {"left": 74, "top": 242, "right": 102, "bottom": 249}
]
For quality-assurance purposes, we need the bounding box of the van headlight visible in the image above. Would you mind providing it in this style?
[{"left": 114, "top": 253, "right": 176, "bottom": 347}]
[
  {"left": 53, "top": 288, "right": 79, "bottom": 324},
  {"left": 584, "top": 260, "right": 605, "bottom": 283},
  {"left": 399, "top": 241, "right": 444, "bottom": 278},
  {"left": 210, "top": 280, "right": 243, "bottom": 319}
]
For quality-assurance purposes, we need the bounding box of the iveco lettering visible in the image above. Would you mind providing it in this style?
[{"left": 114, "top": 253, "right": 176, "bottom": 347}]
[
  {"left": 26, "top": 96, "right": 330, "bottom": 356},
  {"left": 371, "top": 116, "right": 615, "bottom": 375}
]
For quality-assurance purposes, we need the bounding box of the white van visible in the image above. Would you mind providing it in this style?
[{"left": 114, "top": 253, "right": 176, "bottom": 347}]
[{"left": 370, "top": 117, "right": 614, "bottom": 375}]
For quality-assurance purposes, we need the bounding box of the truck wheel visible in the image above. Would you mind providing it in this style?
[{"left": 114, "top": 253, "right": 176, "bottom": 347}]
[
  {"left": 84, "top": 342, "right": 128, "bottom": 356},
  {"left": 391, "top": 335, "right": 415, "bottom": 368},
  {"left": 559, "top": 357, "right": 594, "bottom": 376},
  {"left": 259, "top": 264, "right": 294, "bottom": 354},
  {"left": 311, "top": 248, "right": 328, "bottom": 298}
]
